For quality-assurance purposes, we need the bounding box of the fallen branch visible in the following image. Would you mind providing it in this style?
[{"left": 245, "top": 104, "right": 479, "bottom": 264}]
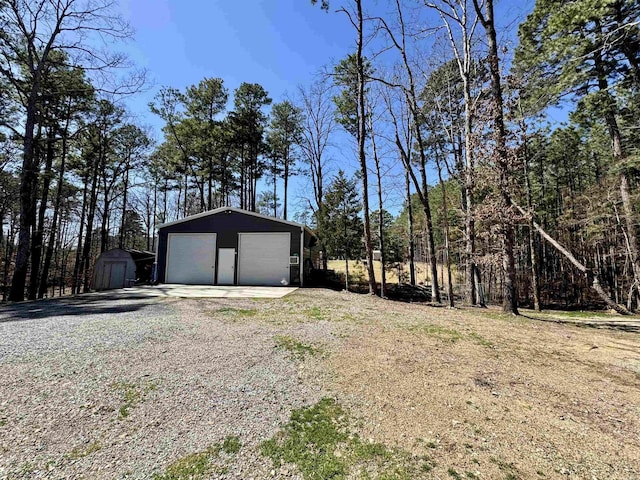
[{"left": 513, "top": 203, "right": 633, "bottom": 315}]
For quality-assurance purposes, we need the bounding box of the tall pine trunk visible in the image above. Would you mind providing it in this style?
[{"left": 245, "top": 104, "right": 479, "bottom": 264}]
[
  {"left": 435, "top": 149, "right": 454, "bottom": 307},
  {"left": 119, "top": 166, "right": 130, "bottom": 249},
  {"left": 521, "top": 122, "right": 541, "bottom": 311},
  {"left": 406, "top": 171, "right": 416, "bottom": 285},
  {"left": 38, "top": 127, "right": 70, "bottom": 299},
  {"left": 355, "top": 0, "right": 376, "bottom": 295},
  {"left": 474, "top": 0, "right": 518, "bottom": 314},
  {"left": 370, "top": 116, "right": 386, "bottom": 298},
  {"left": 29, "top": 130, "right": 56, "bottom": 299},
  {"left": 80, "top": 151, "right": 101, "bottom": 293},
  {"left": 9, "top": 100, "right": 39, "bottom": 302}
]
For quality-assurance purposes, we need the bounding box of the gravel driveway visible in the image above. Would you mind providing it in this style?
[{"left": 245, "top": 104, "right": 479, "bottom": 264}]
[
  {"left": 2, "top": 289, "right": 638, "bottom": 480},
  {"left": 0, "top": 292, "right": 338, "bottom": 479}
]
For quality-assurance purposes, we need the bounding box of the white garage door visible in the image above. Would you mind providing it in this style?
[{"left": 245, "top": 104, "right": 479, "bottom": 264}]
[
  {"left": 238, "top": 232, "right": 291, "bottom": 286},
  {"left": 166, "top": 233, "right": 216, "bottom": 284}
]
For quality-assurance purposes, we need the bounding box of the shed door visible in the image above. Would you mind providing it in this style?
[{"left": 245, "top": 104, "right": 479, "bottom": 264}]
[
  {"left": 238, "top": 232, "right": 290, "bottom": 286},
  {"left": 166, "top": 233, "right": 216, "bottom": 284},
  {"left": 102, "top": 261, "right": 127, "bottom": 289}
]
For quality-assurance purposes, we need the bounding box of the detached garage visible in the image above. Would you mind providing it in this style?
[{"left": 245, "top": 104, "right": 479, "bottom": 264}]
[{"left": 156, "top": 207, "right": 317, "bottom": 287}]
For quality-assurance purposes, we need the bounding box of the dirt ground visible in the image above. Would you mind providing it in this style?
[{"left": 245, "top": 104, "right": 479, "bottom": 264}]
[
  {"left": 1, "top": 288, "right": 639, "bottom": 479},
  {"left": 322, "top": 299, "right": 640, "bottom": 479}
]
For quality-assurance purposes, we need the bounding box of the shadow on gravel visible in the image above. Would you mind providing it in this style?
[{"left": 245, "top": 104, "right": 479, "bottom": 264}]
[{"left": 0, "top": 293, "right": 154, "bottom": 322}]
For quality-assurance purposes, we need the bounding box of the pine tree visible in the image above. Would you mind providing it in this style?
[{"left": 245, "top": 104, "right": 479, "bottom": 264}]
[{"left": 317, "top": 170, "right": 364, "bottom": 290}]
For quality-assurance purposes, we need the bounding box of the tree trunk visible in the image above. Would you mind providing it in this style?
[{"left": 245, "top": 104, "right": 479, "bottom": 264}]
[
  {"left": 435, "top": 150, "right": 454, "bottom": 307},
  {"left": 513, "top": 203, "right": 632, "bottom": 315},
  {"left": 80, "top": 153, "right": 101, "bottom": 293},
  {"left": 9, "top": 100, "right": 39, "bottom": 302},
  {"left": 119, "top": 165, "right": 130, "bottom": 249},
  {"left": 389, "top": 0, "right": 440, "bottom": 302},
  {"left": 273, "top": 156, "right": 278, "bottom": 217},
  {"left": 406, "top": 171, "right": 416, "bottom": 286},
  {"left": 592, "top": 24, "right": 640, "bottom": 309},
  {"left": 72, "top": 175, "right": 89, "bottom": 295},
  {"left": 3, "top": 220, "right": 16, "bottom": 302},
  {"left": 101, "top": 193, "right": 110, "bottom": 254},
  {"left": 417, "top": 158, "right": 441, "bottom": 303},
  {"left": 355, "top": 0, "right": 376, "bottom": 295},
  {"left": 522, "top": 124, "right": 541, "bottom": 311},
  {"left": 29, "top": 130, "right": 56, "bottom": 299},
  {"left": 370, "top": 117, "right": 386, "bottom": 298},
  {"left": 474, "top": 0, "right": 518, "bottom": 314},
  {"left": 39, "top": 130, "right": 69, "bottom": 299},
  {"left": 284, "top": 161, "right": 289, "bottom": 220}
]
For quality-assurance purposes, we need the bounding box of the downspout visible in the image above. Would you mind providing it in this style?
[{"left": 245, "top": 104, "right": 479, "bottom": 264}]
[{"left": 153, "top": 229, "right": 159, "bottom": 284}]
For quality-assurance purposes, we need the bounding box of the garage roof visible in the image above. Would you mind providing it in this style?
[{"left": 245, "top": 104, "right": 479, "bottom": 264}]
[{"left": 157, "top": 206, "right": 315, "bottom": 236}]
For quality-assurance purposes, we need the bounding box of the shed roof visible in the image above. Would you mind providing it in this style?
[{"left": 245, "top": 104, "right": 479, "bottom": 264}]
[
  {"left": 157, "top": 206, "right": 315, "bottom": 237},
  {"left": 128, "top": 249, "right": 156, "bottom": 261},
  {"left": 97, "top": 248, "right": 155, "bottom": 261}
]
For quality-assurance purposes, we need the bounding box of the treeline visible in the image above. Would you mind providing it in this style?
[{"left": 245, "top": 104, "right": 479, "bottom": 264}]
[
  {"left": 305, "top": 0, "right": 640, "bottom": 314},
  {"left": 1, "top": 0, "right": 639, "bottom": 315}
]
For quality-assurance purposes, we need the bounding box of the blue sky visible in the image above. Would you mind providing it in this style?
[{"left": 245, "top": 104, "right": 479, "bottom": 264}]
[
  {"left": 116, "top": 0, "right": 539, "bottom": 217},
  {"left": 120, "top": 0, "right": 355, "bottom": 131}
]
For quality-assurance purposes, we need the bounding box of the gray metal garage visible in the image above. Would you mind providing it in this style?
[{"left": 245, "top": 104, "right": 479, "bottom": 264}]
[{"left": 155, "top": 207, "right": 317, "bottom": 287}]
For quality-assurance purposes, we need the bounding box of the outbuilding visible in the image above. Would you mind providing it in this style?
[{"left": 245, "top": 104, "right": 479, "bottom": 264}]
[
  {"left": 93, "top": 248, "right": 155, "bottom": 290},
  {"left": 155, "top": 207, "right": 317, "bottom": 287}
]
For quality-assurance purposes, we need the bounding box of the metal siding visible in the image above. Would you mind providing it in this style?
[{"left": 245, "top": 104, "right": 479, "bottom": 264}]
[
  {"left": 92, "top": 249, "right": 136, "bottom": 290},
  {"left": 157, "top": 210, "right": 301, "bottom": 285}
]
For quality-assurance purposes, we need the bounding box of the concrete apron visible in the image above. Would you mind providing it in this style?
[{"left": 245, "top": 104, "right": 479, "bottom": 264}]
[{"left": 115, "top": 285, "right": 299, "bottom": 299}]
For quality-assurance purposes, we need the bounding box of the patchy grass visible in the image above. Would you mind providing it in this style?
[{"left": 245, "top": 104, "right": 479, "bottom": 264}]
[
  {"left": 447, "top": 467, "right": 463, "bottom": 479},
  {"left": 216, "top": 307, "right": 258, "bottom": 317},
  {"left": 153, "top": 435, "right": 241, "bottom": 480},
  {"left": 490, "top": 457, "right": 520, "bottom": 479},
  {"left": 17, "top": 462, "right": 36, "bottom": 476},
  {"left": 260, "top": 398, "right": 432, "bottom": 479},
  {"left": 67, "top": 441, "right": 101, "bottom": 460},
  {"left": 466, "top": 331, "right": 494, "bottom": 347},
  {"left": 305, "top": 306, "right": 325, "bottom": 321},
  {"left": 407, "top": 325, "right": 494, "bottom": 347},
  {"left": 275, "top": 335, "right": 322, "bottom": 359},
  {"left": 112, "top": 380, "right": 157, "bottom": 419},
  {"left": 405, "top": 324, "right": 464, "bottom": 342}
]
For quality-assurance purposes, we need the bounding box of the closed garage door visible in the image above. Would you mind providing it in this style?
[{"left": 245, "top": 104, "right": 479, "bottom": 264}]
[
  {"left": 238, "top": 232, "right": 290, "bottom": 286},
  {"left": 166, "top": 233, "right": 216, "bottom": 284}
]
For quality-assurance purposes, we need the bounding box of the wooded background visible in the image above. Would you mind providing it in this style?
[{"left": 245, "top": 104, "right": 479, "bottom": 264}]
[{"left": 0, "top": 0, "right": 638, "bottom": 314}]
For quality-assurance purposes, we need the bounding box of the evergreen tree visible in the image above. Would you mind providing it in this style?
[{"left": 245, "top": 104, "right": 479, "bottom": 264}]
[
  {"left": 317, "top": 170, "right": 363, "bottom": 289},
  {"left": 266, "top": 100, "right": 303, "bottom": 219}
]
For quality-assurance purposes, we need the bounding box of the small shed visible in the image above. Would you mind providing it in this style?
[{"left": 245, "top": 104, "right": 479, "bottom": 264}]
[
  {"left": 92, "top": 248, "right": 155, "bottom": 291},
  {"left": 156, "top": 207, "right": 317, "bottom": 287}
]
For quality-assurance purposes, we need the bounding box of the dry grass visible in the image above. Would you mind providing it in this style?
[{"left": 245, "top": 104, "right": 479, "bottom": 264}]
[
  {"left": 2, "top": 288, "right": 639, "bottom": 479},
  {"left": 327, "top": 260, "right": 458, "bottom": 286},
  {"left": 319, "top": 296, "right": 640, "bottom": 479}
]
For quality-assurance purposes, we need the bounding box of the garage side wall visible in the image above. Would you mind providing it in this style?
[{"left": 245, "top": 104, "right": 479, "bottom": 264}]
[{"left": 157, "top": 211, "right": 302, "bottom": 285}]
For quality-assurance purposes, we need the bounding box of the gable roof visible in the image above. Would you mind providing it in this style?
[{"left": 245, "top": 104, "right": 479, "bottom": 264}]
[{"left": 157, "top": 206, "right": 315, "bottom": 236}]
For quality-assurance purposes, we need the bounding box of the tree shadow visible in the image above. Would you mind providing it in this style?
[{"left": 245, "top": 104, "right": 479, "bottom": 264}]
[
  {"left": 0, "top": 292, "right": 156, "bottom": 322},
  {"left": 520, "top": 314, "right": 640, "bottom": 334}
]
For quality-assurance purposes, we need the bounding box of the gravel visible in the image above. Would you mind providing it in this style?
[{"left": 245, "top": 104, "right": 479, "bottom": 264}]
[
  {"left": 0, "top": 292, "right": 179, "bottom": 363},
  {"left": 0, "top": 292, "right": 339, "bottom": 479},
  {"left": 5, "top": 288, "right": 633, "bottom": 480}
]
